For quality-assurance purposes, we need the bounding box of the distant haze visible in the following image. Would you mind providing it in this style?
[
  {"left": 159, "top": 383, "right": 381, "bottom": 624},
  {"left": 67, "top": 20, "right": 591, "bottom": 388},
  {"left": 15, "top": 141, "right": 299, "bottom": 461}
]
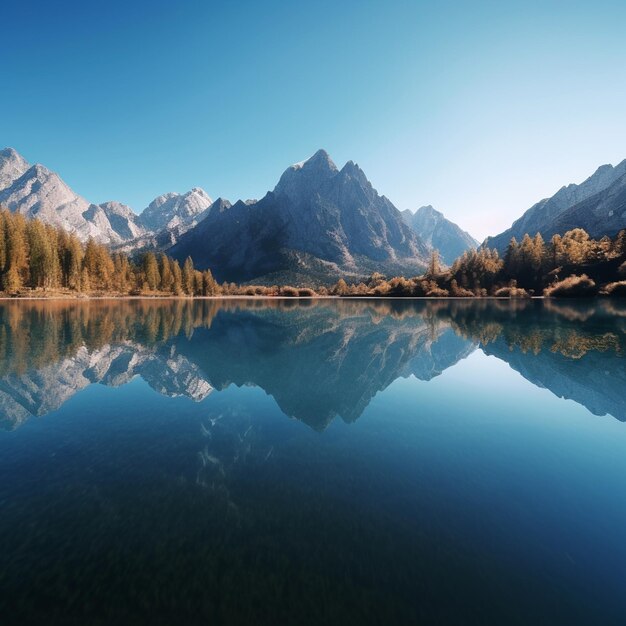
[{"left": 2, "top": 0, "right": 625, "bottom": 241}]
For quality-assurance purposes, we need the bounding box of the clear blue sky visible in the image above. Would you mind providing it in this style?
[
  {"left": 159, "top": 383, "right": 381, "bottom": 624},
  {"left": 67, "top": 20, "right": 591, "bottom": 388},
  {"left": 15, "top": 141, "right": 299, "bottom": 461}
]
[{"left": 2, "top": 0, "right": 625, "bottom": 240}]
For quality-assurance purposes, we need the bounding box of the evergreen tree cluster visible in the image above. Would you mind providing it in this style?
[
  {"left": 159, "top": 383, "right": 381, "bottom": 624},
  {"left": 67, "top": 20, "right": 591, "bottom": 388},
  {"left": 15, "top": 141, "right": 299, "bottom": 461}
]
[
  {"left": 2, "top": 206, "right": 625, "bottom": 299},
  {"left": 0, "top": 209, "right": 219, "bottom": 296},
  {"left": 332, "top": 228, "right": 626, "bottom": 298}
]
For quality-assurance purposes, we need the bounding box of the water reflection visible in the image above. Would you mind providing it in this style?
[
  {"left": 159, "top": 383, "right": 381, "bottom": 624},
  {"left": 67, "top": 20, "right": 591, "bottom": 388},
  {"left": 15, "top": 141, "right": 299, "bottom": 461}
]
[
  {"left": 0, "top": 297, "right": 624, "bottom": 430},
  {"left": 2, "top": 298, "right": 626, "bottom": 624}
]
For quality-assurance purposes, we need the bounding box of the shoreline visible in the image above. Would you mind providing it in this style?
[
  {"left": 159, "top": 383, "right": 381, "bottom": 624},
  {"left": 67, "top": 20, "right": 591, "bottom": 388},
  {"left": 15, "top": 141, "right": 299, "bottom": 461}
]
[{"left": 0, "top": 294, "right": 553, "bottom": 301}]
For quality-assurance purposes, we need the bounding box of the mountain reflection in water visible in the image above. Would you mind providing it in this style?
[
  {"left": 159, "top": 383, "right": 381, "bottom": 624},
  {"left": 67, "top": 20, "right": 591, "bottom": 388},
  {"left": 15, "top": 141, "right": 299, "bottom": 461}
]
[
  {"left": 0, "top": 297, "right": 624, "bottom": 430},
  {"left": 2, "top": 298, "right": 626, "bottom": 625}
]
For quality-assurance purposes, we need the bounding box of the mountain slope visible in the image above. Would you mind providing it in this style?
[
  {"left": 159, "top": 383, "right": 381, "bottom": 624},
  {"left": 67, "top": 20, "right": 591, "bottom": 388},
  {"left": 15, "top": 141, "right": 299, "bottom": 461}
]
[
  {"left": 485, "top": 159, "right": 626, "bottom": 251},
  {"left": 0, "top": 147, "right": 215, "bottom": 245},
  {"left": 0, "top": 148, "right": 30, "bottom": 189},
  {"left": 170, "top": 150, "right": 428, "bottom": 283},
  {"left": 0, "top": 163, "right": 98, "bottom": 239},
  {"left": 401, "top": 205, "right": 478, "bottom": 265},
  {"left": 138, "top": 188, "right": 213, "bottom": 233},
  {"left": 540, "top": 172, "right": 626, "bottom": 239},
  {"left": 0, "top": 148, "right": 148, "bottom": 244},
  {"left": 84, "top": 201, "right": 145, "bottom": 242}
]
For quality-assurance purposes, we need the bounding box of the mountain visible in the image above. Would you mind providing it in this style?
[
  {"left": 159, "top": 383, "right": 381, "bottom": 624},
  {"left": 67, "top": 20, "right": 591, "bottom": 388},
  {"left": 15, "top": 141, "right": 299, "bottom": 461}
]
[
  {"left": 0, "top": 147, "right": 213, "bottom": 246},
  {"left": 83, "top": 201, "right": 145, "bottom": 242},
  {"left": 170, "top": 150, "right": 428, "bottom": 283},
  {"left": 0, "top": 149, "right": 147, "bottom": 244},
  {"left": 401, "top": 205, "right": 478, "bottom": 265},
  {"left": 486, "top": 159, "right": 626, "bottom": 252},
  {"left": 138, "top": 187, "right": 213, "bottom": 233},
  {"left": 0, "top": 147, "right": 29, "bottom": 189},
  {"left": 538, "top": 172, "right": 626, "bottom": 240},
  {"left": 0, "top": 162, "right": 102, "bottom": 240}
]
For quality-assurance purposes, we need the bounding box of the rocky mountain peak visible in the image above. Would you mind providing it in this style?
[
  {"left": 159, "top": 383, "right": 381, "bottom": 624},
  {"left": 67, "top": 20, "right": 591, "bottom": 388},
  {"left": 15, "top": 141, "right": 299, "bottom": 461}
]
[
  {"left": 338, "top": 160, "right": 369, "bottom": 187},
  {"left": 138, "top": 187, "right": 213, "bottom": 233},
  {"left": 274, "top": 149, "right": 338, "bottom": 202},
  {"left": 402, "top": 204, "right": 478, "bottom": 265},
  {"left": 415, "top": 204, "right": 439, "bottom": 217},
  {"left": 0, "top": 148, "right": 31, "bottom": 190},
  {"left": 210, "top": 197, "right": 233, "bottom": 213}
]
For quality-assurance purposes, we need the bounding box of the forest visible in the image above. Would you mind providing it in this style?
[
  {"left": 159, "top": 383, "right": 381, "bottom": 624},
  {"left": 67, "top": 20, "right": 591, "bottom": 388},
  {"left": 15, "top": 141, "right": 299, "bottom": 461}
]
[
  {"left": 331, "top": 228, "right": 626, "bottom": 298},
  {"left": 0, "top": 208, "right": 625, "bottom": 298}
]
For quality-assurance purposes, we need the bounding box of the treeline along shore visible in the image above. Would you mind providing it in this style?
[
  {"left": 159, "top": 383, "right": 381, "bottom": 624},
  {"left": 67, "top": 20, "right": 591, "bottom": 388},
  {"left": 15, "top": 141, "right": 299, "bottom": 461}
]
[{"left": 0, "top": 209, "right": 625, "bottom": 299}]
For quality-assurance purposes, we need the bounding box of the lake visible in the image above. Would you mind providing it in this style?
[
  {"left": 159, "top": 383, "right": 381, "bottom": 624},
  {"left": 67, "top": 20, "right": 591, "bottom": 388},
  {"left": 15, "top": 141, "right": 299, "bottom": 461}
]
[{"left": 0, "top": 298, "right": 625, "bottom": 625}]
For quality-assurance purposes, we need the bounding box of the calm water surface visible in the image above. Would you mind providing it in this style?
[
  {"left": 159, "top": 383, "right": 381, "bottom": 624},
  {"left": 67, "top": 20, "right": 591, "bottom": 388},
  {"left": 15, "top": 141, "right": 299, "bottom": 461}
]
[{"left": 0, "top": 298, "right": 625, "bottom": 625}]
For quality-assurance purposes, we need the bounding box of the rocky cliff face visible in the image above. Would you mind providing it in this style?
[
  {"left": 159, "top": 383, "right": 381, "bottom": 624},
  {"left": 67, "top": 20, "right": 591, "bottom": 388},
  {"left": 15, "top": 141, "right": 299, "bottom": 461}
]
[
  {"left": 0, "top": 163, "right": 99, "bottom": 238},
  {"left": 0, "top": 148, "right": 30, "bottom": 189},
  {"left": 170, "top": 150, "right": 429, "bottom": 283},
  {"left": 538, "top": 172, "right": 626, "bottom": 239},
  {"left": 83, "top": 201, "right": 146, "bottom": 243},
  {"left": 402, "top": 205, "right": 478, "bottom": 265},
  {"left": 0, "top": 147, "right": 213, "bottom": 246},
  {"left": 138, "top": 187, "right": 213, "bottom": 233},
  {"left": 485, "top": 159, "right": 626, "bottom": 251}
]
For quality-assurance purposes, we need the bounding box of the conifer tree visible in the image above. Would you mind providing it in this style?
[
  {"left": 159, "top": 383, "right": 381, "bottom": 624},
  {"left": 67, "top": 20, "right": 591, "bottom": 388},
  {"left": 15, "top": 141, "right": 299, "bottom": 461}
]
[
  {"left": 427, "top": 249, "right": 441, "bottom": 277},
  {"left": 159, "top": 253, "right": 174, "bottom": 292},
  {"left": 171, "top": 258, "right": 183, "bottom": 294},
  {"left": 4, "top": 212, "right": 28, "bottom": 291},
  {"left": 203, "top": 269, "right": 218, "bottom": 296},
  {"left": 182, "top": 256, "right": 195, "bottom": 295},
  {"left": 143, "top": 252, "right": 160, "bottom": 291}
]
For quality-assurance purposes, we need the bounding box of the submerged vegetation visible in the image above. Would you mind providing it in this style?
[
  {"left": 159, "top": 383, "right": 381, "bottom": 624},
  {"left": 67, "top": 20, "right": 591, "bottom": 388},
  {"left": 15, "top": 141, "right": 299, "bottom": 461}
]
[{"left": 0, "top": 207, "right": 625, "bottom": 299}]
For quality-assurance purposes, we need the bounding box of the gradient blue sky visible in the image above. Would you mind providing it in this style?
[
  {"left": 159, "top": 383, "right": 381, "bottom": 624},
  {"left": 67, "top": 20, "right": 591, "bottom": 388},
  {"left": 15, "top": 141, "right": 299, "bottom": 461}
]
[{"left": 2, "top": 0, "right": 625, "bottom": 240}]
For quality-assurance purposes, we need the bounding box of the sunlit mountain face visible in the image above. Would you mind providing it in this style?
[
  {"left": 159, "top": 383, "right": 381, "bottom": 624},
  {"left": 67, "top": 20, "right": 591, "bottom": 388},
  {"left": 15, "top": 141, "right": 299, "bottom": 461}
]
[{"left": 1, "top": 299, "right": 626, "bottom": 624}]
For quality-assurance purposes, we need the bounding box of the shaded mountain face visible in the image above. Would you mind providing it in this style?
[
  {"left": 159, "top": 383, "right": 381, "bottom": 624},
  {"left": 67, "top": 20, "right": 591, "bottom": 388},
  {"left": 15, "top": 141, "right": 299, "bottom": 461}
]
[
  {"left": 402, "top": 205, "right": 478, "bottom": 265},
  {"left": 541, "top": 172, "right": 626, "bottom": 239},
  {"left": 486, "top": 159, "right": 626, "bottom": 252},
  {"left": 170, "top": 150, "right": 429, "bottom": 283}
]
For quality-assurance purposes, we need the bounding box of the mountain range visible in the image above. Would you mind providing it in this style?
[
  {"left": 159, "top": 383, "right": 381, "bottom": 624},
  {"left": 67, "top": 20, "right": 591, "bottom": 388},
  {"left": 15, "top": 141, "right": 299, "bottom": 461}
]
[
  {"left": 0, "top": 147, "right": 437, "bottom": 281},
  {"left": 1, "top": 299, "right": 623, "bottom": 431},
  {"left": 3, "top": 145, "right": 626, "bottom": 281},
  {"left": 0, "top": 147, "right": 212, "bottom": 247},
  {"left": 485, "top": 158, "right": 626, "bottom": 252},
  {"left": 169, "top": 150, "right": 430, "bottom": 282},
  {"left": 401, "top": 205, "right": 479, "bottom": 265},
  {"left": 0, "top": 300, "right": 477, "bottom": 430}
]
